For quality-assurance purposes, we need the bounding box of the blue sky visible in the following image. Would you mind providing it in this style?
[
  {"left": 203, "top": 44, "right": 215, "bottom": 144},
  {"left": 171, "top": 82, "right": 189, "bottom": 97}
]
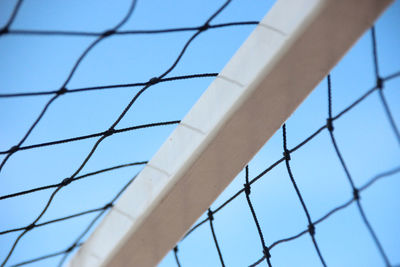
[{"left": 0, "top": 0, "right": 399, "bottom": 267}]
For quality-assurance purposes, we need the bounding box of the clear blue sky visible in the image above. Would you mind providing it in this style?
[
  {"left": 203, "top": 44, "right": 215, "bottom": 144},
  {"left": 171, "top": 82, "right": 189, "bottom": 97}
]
[{"left": 0, "top": 0, "right": 399, "bottom": 267}]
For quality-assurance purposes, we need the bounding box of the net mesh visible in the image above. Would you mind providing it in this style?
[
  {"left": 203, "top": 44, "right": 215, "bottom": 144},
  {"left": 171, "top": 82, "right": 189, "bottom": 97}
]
[{"left": 0, "top": 0, "right": 399, "bottom": 266}]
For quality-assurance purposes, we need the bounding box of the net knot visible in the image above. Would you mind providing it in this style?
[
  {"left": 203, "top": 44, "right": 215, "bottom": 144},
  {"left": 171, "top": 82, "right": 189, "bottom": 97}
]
[
  {"left": 148, "top": 77, "right": 160, "bottom": 85},
  {"left": 308, "top": 224, "right": 315, "bottom": 236},
  {"left": 199, "top": 23, "right": 209, "bottom": 32},
  {"left": 244, "top": 183, "right": 251, "bottom": 195},
  {"left": 66, "top": 244, "right": 76, "bottom": 253},
  {"left": 207, "top": 208, "right": 214, "bottom": 221},
  {"left": 263, "top": 246, "right": 271, "bottom": 259},
  {"left": 283, "top": 149, "right": 291, "bottom": 161},
  {"left": 57, "top": 87, "right": 68, "bottom": 95},
  {"left": 353, "top": 188, "right": 360, "bottom": 200},
  {"left": 102, "top": 29, "right": 115, "bottom": 37},
  {"left": 103, "top": 127, "right": 115, "bottom": 137},
  {"left": 376, "top": 77, "right": 383, "bottom": 90},
  {"left": 26, "top": 223, "right": 35, "bottom": 231},
  {"left": 174, "top": 246, "right": 178, "bottom": 253},
  {"left": 9, "top": 145, "right": 19, "bottom": 154},
  {"left": 0, "top": 27, "right": 8, "bottom": 35},
  {"left": 103, "top": 203, "right": 113, "bottom": 210},
  {"left": 61, "top": 177, "right": 73, "bottom": 187},
  {"left": 326, "top": 118, "right": 334, "bottom": 132}
]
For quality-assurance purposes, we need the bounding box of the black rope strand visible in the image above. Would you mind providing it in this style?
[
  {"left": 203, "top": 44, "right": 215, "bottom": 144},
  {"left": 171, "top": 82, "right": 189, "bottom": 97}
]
[
  {"left": 0, "top": 203, "right": 113, "bottom": 236},
  {"left": 378, "top": 88, "right": 400, "bottom": 145},
  {"left": 282, "top": 124, "right": 327, "bottom": 267},
  {"left": 326, "top": 74, "right": 391, "bottom": 266},
  {"left": 0, "top": 161, "right": 147, "bottom": 201},
  {"left": 0, "top": 120, "right": 179, "bottom": 155},
  {"left": 9, "top": 244, "right": 83, "bottom": 267},
  {"left": 205, "top": 0, "right": 232, "bottom": 24},
  {"left": 244, "top": 166, "right": 272, "bottom": 267},
  {"left": 384, "top": 70, "right": 400, "bottom": 82},
  {"left": 4, "top": 21, "right": 258, "bottom": 38},
  {"left": 371, "top": 27, "right": 381, "bottom": 81},
  {"left": 0, "top": 0, "right": 23, "bottom": 34},
  {"left": 359, "top": 165, "right": 400, "bottom": 191},
  {"left": 371, "top": 27, "right": 400, "bottom": 146},
  {"left": 0, "top": 73, "right": 218, "bottom": 98},
  {"left": 208, "top": 209, "right": 226, "bottom": 267},
  {"left": 174, "top": 246, "right": 182, "bottom": 267}
]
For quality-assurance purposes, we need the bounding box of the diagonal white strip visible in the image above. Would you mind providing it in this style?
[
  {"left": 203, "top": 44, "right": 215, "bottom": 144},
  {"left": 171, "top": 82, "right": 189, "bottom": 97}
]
[{"left": 68, "top": 0, "right": 393, "bottom": 266}]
